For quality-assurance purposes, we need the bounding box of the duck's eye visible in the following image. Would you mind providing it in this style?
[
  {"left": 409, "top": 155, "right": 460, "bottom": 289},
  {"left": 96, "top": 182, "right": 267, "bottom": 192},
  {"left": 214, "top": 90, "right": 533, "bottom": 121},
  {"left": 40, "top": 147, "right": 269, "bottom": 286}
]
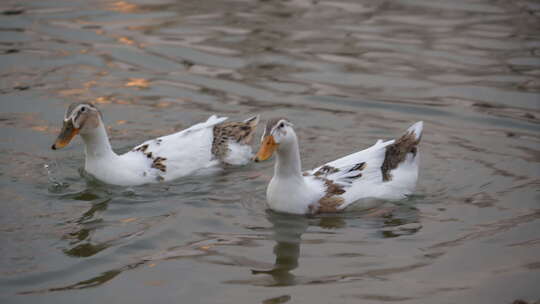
[
  {"left": 279, "top": 122, "right": 284, "bottom": 128},
  {"left": 80, "top": 106, "right": 87, "bottom": 113}
]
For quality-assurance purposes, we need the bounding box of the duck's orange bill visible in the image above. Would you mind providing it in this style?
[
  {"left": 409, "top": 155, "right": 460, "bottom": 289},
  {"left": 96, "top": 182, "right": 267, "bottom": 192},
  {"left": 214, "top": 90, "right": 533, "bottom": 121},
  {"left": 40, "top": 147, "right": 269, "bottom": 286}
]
[
  {"left": 255, "top": 135, "right": 278, "bottom": 162},
  {"left": 51, "top": 121, "right": 79, "bottom": 150}
]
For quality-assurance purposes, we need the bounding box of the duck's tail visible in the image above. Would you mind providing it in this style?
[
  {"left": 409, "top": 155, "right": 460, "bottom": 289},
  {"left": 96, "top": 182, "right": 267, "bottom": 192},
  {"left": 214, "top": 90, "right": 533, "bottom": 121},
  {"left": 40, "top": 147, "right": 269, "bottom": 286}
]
[
  {"left": 407, "top": 121, "right": 423, "bottom": 142},
  {"left": 211, "top": 115, "right": 260, "bottom": 165},
  {"left": 381, "top": 121, "right": 423, "bottom": 182}
]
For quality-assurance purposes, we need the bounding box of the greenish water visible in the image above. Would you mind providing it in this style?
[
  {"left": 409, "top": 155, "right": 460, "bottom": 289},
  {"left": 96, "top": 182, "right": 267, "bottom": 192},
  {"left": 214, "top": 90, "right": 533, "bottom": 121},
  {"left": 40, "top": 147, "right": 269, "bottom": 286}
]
[{"left": 1, "top": 0, "right": 539, "bottom": 303}]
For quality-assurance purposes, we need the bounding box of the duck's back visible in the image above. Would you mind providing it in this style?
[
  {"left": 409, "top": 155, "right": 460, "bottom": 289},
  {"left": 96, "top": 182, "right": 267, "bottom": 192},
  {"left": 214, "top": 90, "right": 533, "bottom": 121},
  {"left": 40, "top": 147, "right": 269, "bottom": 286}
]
[
  {"left": 309, "top": 121, "right": 423, "bottom": 208},
  {"left": 122, "top": 116, "right": 227, "bottom": 182}
]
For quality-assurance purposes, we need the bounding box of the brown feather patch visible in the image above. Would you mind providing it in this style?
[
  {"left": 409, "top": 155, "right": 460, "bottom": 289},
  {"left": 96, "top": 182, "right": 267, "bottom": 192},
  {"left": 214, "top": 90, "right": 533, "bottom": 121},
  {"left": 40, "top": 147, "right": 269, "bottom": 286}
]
[
  {"left": 317, "top": 196, "right": 345, "bottom": 213},
  {"left": 212, "top": 118, "right": 258, "bottom": 162},
  {"left": 133, "top": 144, "right": 167, "bottom": 173},
  {"left": 151, "top": 157, "right": 167, "bottom": 172},
  {"left": 309, "top": 176, "right": 346, "bottom": 214},
  {"left": 323, "top": 179, "right": 346, "bottom": 195},
  {"left": 313, "top": 165, "right": 339, "bottom": 177},
  {"left": 381, "top": 131, "right": 420, "bottom": 181},
  {"left": 134, "top": 144, "right": 149, "bottom": 153},
  {"left": 349, "top": 162, "right": 366, "bottom": 172}
]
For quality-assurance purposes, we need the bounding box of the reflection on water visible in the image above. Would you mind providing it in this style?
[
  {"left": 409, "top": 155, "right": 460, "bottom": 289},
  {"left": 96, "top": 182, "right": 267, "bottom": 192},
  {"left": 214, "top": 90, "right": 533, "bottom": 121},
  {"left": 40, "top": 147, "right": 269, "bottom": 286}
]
[
  {"left": 245, "top": 206, "right": 422, "bottom": 289},
  {"left": 63, "top": 198, "right": 110, "bottom": 258},
  {"left": 252, "top": 212, "right": 308, "bottom": 286},
  {"left": 0, "top": 0, "right": 539, "bottom": 303}
]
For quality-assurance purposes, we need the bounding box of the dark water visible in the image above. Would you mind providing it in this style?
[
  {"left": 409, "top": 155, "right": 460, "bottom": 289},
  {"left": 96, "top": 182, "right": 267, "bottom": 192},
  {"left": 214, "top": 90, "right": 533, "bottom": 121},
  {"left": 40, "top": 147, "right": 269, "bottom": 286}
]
[{"left": 1, "top": 0, "right": 539, "bottom": 303}]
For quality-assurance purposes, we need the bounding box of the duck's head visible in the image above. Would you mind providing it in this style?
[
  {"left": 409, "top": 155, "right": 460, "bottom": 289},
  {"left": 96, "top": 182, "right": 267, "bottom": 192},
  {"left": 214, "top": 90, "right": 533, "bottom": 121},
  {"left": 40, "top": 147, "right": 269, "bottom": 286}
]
[
  {"left": 254, "top": 118, "right": 295, "bottom": 162},
  {"left": 51, "top": 102, "right": 102, "bottom": 150}
]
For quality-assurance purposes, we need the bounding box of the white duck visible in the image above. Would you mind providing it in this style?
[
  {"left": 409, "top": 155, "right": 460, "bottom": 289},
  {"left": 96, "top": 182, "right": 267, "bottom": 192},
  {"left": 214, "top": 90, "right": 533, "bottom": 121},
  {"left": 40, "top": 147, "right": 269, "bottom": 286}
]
[
  {"left": 52, "top": 102, "right": 259, "bottom": 186},
  {"left": 254, "top": 118, "right": 423, "bottom": 215}
]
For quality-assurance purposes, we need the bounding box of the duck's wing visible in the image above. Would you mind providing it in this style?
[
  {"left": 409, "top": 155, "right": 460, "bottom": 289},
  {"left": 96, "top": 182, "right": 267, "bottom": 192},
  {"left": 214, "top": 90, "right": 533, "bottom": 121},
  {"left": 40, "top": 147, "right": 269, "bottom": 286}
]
[
  {"left": 308, "top": 139, "right": 391, "bottom": 188},
  {"left": 125, "top": 115, "right": 229, "bottom": 180},
  {"left": 307, "top": 121, "right": 423, "bottom": 210},
  {"left": 131, "top": 115, "right": 228, "bottom": 157},
  {"left": 313, "top": 121, "right": 423, "bottom": 184}
]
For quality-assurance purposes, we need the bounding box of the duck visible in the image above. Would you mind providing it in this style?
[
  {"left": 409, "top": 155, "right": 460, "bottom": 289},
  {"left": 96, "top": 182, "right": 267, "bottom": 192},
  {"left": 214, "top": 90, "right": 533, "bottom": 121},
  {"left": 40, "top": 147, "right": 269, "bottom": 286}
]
[
  {"left": 51, "top": 102, "right": 259, "bottom": 186},
  {"left": 254, "top": 118, "right": 423, "bottom": 215}
]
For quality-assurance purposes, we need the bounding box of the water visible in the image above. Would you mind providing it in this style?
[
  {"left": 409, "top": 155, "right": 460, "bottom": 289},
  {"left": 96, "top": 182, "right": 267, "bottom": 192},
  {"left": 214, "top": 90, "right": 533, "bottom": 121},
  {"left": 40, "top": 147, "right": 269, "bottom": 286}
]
[{"left": 1, "top": 0, "right": 539, "bottom": 303}]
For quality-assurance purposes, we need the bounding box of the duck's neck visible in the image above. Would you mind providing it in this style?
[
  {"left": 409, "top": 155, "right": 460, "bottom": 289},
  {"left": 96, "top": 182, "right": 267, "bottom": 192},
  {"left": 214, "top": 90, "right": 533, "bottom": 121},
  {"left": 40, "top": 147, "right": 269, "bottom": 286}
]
[
  {"left": 80, "top": 123, "right": 117, "bottom": 161},
  {"left": 274, "top": 135, "right": 303, "bottom": 180}
]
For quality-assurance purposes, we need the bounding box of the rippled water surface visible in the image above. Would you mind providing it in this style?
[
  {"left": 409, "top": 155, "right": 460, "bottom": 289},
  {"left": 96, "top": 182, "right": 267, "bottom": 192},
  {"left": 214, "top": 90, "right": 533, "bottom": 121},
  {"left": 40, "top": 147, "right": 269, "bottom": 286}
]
[{"left": 1, "top": 0, "right": 539, "bottom": 303}]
